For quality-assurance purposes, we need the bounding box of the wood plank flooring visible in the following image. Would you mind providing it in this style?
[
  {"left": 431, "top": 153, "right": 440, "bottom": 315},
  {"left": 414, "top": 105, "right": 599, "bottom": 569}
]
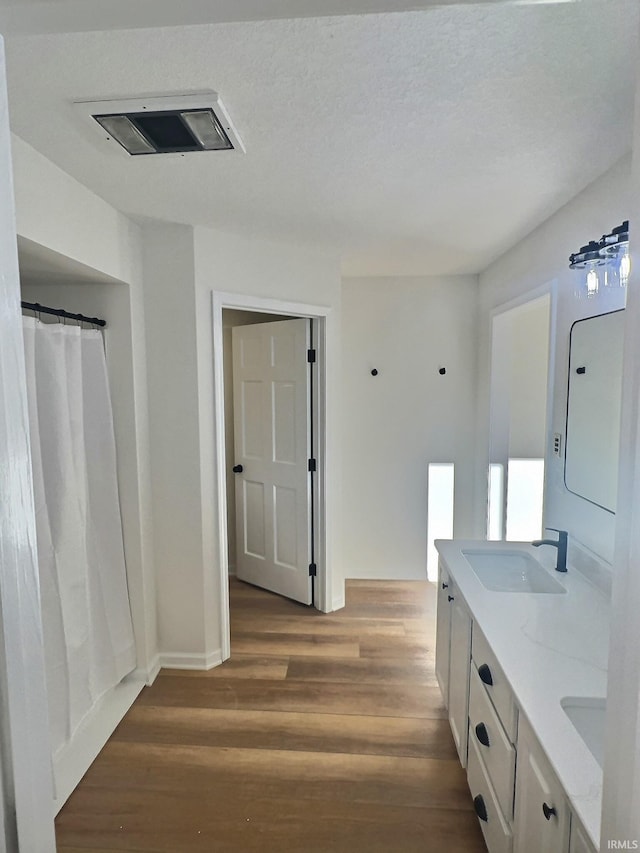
[{"left": 56, "top": 579, "right": 486, "bottom": 852}]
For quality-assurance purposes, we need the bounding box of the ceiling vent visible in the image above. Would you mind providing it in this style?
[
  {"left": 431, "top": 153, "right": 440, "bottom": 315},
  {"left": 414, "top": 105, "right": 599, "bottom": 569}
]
[{"left": 75, "top": 93, "right": 245, "bottom": 157}]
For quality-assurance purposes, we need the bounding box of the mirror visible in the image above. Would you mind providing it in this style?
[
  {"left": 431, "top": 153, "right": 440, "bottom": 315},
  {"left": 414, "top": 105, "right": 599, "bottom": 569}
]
[{"left": 565, "top": 309, "right": 624, "bottom": 513}]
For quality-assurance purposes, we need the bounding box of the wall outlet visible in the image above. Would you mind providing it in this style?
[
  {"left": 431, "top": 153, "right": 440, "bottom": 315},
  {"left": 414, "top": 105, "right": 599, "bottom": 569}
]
[{"left": 553, "top": 433, "right": 562, "bottom": 458}]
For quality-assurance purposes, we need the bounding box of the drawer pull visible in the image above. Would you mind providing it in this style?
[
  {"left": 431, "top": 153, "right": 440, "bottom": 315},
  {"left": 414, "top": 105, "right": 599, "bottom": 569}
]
[
  {"left": 473, "top": 794, "right": 488, "bottom": 822},
  {"left": 448, "top": 595, "right": 454, "bottom": 602},
  {"left": 478, "top": 663, "right": 493, "bottom": 686},
  {"left": 542, "top": 802, "right": 557, "bottom": 821},
  {"left": 474, "top": 722, "right": 490, "bottom": 747}
]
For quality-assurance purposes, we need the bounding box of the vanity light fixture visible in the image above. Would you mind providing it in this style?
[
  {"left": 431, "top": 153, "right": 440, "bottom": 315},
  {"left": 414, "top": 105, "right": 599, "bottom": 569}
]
[
  {"left": 568, "top": 221, "right": 631, "bottom": 298},
  {"left": 568, "top": 241, "right": 604, "bottom": 299},
  {"left": 600, "top": 220, "right": 630, "bottom": 289}
]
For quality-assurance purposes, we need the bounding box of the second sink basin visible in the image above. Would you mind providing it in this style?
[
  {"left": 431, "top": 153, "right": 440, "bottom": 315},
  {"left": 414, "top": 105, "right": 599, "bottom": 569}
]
[
  {"left": 561, "top": 697, "right": 606, "bottom": 768},
  {"left": 461, "top": 549, "right": 567, "bottom": 594}
]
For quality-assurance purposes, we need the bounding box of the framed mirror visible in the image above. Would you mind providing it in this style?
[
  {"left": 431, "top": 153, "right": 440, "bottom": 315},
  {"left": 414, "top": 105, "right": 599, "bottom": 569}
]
[{"left": 565, "top": 309, "right": 624, "bottom": 513}]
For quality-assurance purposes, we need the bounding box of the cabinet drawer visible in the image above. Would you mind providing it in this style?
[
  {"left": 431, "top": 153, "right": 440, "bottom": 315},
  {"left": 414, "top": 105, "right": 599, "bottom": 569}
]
[
  {"left": 467, "top": 734, "right": 513, "bottom": 853},
  {"left": 472, "top": 626, "right": 518, "bottom": 743},
  {"left": 469, "top": 664, "right": 516, "bottom": 820}
]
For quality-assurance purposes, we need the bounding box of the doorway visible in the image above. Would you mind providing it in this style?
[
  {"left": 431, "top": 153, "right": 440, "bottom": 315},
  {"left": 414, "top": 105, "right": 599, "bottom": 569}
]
[
  {"left": 224, "top": 310, "right": 319, "bottom": 604},
  {"left": 488, "top": 291, "right": 553, "bottom": 542},
  {"left": 212, "top": 292, "right": 331, "bottom": 662}
]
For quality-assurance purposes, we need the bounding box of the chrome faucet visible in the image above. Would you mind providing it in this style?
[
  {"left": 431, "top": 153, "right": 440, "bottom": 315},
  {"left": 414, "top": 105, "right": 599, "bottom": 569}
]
[{"left": 531, "top": 528, "right": 568, "bottom": 573}]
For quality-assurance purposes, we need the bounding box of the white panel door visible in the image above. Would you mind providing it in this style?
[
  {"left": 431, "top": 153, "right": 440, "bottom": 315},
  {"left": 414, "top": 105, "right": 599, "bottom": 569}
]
[{"left": 232, "top": 318, "right": 312, "bottom": 604}]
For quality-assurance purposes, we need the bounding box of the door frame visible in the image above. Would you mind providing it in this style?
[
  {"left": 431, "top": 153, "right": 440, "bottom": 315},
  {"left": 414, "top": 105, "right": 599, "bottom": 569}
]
[{"left": 212, "top": 291, "right": 331, "bottom": 661}]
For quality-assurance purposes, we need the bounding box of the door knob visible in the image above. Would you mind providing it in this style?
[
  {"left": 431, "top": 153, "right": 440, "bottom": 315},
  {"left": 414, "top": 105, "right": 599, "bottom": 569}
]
[{"left": 232, "top": 464, "right": 243, "bottom": 473}]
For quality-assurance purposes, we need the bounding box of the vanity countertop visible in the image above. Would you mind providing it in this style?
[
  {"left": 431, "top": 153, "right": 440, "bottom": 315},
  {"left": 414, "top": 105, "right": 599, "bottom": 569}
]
[{"left": 435, "top": 538, "right": 610, "bottom": 848}]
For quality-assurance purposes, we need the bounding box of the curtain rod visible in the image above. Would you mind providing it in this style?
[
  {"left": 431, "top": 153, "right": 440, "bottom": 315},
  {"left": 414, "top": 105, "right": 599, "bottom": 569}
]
[{"left": 21, "top": 301, "right": 106, "bottom": 328}]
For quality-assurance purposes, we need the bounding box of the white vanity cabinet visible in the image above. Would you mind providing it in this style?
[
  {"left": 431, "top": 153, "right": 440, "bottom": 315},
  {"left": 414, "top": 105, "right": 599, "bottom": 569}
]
[
  {"left": 468, "top": 664, "right": 516, "bottom": 820},
  {"left": 471, "top": 627, "right": 518, "bottom": 744},
  {"left": 448, "top": 584, "right": 472, "bottom": 767},
  {"left": 569, "top": 819, "right": 598, "bottom": 853},
  {"left": 435, "top": 562, "right": 472, "bottom": 766},
  {"left": 514, "top": 718, "right": 570, "bottom": 853},
  {"left": 466, "top": 626, "right": 518, "bottom": 853},
  {"left": 467, "top": 734, "right": 513, "bottom": 853},
  {"left": 435, "top": 562, "right": 452, "bottom": 706},
  {"left": 436, "top": 540, "right": 608, "bottom": 853}
]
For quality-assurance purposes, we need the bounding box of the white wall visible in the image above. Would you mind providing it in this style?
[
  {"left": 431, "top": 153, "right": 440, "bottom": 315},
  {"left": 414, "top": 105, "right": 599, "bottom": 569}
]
[
  {"left": 141, "top": 224, "right": 342, "bottom": 662},
  {"left": 10, "top": 137, "right": 344, "bottom": 665},
  {"left": 12, "top": 135, "right": 141, "bottom": 286},
  {"left": 477, "top": 155, "right": 631, "bottom": 563},
  {"left": 341, "top": 275, "right": 479, "bottom": 579},
  {"left": 508, "top": 298, "right": 550, "bottom": 459},
  {"left": 601, "top": 42, "right": 640, "bottom": 843},
  {"left": 195, "top": 227, "right": 344, "bottom": 612},
  {"left": 0, "top": 41, "right": 55, "bottom": 850},
  {"left": 488, "top": 296, "right": 550, "bottom": 541},
  {"left": 141, "top": 223, "right": 209, "bottom": 660},
  {"left": 10, "top": 137, "right": 157, "bottom": 678}
]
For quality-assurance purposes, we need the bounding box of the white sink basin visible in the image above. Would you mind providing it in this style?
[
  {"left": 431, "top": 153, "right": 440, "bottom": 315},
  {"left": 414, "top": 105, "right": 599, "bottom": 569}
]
[
  {"left": 561, "top": 697, "right": 606, "bottom": 768},
  {"left": 461, "top": 549, "right": 567, "bottom": 594}
]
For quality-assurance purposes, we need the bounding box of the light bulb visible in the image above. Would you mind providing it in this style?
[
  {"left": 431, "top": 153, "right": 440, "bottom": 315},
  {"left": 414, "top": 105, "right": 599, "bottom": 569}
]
[
  {"left": 586, "top": 267, "right": 599, "bottom": 297},
  {"left": 620, "top": 250, "right": 631, "bottom": 287},
  {"left": 602, "top": 264, "right": 614, "bottom": 288}
]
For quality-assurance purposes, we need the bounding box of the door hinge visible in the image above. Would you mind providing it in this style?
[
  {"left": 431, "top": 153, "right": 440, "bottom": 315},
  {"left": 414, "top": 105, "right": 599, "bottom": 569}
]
[
  {"left": 307, "top": 348, "right": 316, "bottom": 363},
  {"left": 308, "top": 458, "right": 317, "bottom": 472},
  {"left": 309, "top": 563, "right": 317, "bottom": 577}
]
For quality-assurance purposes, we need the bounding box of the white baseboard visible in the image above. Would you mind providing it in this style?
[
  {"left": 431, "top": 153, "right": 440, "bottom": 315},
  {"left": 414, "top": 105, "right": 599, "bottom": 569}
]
[
  {"left": 158, "top": 649, "right": 222, "bottom": 671},
  {"left": 331, "top": 594, "right": 345, "bottom": 611},
  {"left": 53, "top": 673, "right": 145, "bottom": 814},
  {"left": 132, "top": 653, "right": 161, "bottom": 686}
]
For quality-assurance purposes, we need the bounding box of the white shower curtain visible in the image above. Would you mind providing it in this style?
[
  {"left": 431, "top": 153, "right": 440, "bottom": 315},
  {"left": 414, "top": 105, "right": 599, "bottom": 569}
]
[{"left": 22, "top": 317, "right": 136, "bottom": 758}]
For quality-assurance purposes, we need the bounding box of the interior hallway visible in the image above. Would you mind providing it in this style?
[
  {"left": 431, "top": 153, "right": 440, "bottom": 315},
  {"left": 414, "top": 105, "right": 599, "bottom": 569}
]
[{"left": 55, "top": 579, "right": 486, "bottom": 852}]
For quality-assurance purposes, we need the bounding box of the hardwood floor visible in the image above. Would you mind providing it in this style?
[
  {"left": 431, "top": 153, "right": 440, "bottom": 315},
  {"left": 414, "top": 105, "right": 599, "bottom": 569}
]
[{"left": 56, "top": 579, "right": 486, "bottom": 852}]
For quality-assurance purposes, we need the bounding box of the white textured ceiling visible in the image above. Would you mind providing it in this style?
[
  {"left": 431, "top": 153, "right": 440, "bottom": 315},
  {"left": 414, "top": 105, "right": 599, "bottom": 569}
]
[{"left": 4, "top": 3, "right": 639, "bottom": 276}]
